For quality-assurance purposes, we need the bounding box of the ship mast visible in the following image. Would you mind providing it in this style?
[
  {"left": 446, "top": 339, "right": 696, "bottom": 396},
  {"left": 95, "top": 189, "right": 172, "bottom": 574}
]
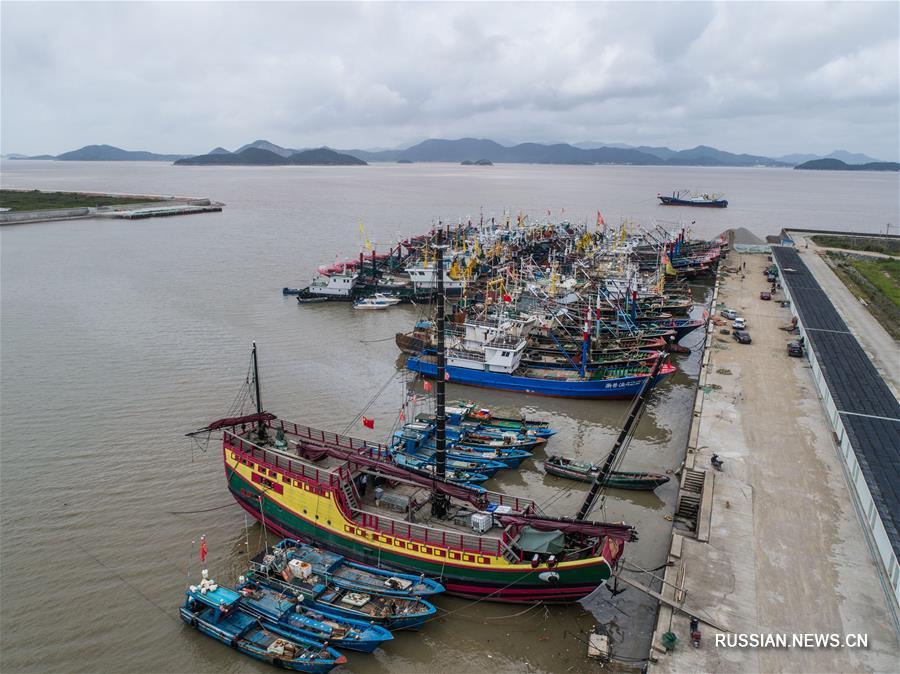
[
  {"left": 432, "top": 228, "right": 449, "bottom": 518},
  {"left": 252, "top": 341, "right": 266, "bottom": 440},
  {"left": 575, "top": 355, "right": 666, "bottom": 521}
]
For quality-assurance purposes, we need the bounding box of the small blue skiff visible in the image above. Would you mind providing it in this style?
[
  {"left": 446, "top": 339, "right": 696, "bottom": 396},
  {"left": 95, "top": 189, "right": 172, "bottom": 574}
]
[{"left": 180, "top": 583, "right": 346, "bottom": 673}]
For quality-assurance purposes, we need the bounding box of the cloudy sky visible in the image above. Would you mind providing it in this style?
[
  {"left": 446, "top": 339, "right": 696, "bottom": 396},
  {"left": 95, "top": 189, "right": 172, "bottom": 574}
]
[{"left": 2, "top": 1, "right": 898, "bottom": 159}]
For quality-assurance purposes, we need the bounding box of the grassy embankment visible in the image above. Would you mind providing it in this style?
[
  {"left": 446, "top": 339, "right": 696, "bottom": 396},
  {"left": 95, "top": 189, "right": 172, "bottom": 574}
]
[
  {"left": 0, "top": 189, "right": 163, "bottom": 212},
  {"left": 811, "top": 234, "right": 900, "bottom": 256},
  {"left": 826, "top": 252, "right": 900, "bottom": 340}
]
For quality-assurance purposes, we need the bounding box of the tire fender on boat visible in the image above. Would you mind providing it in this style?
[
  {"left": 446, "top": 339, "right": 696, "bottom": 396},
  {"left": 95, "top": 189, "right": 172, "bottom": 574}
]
[{"left": 538, "top": 571, "right": 561, "bottom": 583}]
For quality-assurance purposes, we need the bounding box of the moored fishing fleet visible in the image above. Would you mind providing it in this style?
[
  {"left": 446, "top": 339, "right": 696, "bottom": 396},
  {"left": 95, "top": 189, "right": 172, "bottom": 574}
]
[{"left": 185, "top": 208, "right": 723, "bottom": 670}]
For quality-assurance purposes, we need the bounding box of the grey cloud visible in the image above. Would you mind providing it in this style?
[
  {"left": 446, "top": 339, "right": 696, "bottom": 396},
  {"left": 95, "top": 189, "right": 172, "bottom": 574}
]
[{"left": 1, "top": 1, "right": 897, "bottom": 159}]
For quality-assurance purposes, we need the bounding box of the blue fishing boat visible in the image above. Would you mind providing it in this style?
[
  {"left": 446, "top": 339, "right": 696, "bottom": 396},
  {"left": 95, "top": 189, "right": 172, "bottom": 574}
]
[
  {"left": 446, "top": 443, "right": 532, "bottom": 468},
  {"left": 248, "top": 550, "right": 436, "bottom": 630},
  {"left": 180, "top": 582, "right": 346, "bottom": 673},
  {"left": 394, "top": 423, "right": 532, "bottom": 468},
  {"left": 392, "top": 451, "right": 490, "bottom": 485},
  {"left": 391, "top": 425, "right": 509, "bottom": 475},
  {"left": 617, "top": 317, "right": 706, "bottom": 341},
  {"left": 416, "top": 411, "right": 556, "bottom": 441},
  {"left": 448, "top": 401, "right": 556, "bottom": 437},
  {"left": 273, "top": 540, "right": 445, "bottom": 597},
  {"left": 235, "top": 580, "right": 393, "bottom": 653},
  {"left": 407, "top": 352, "right": 676, "bottom": 399},
  {"left": 447, "top": 426, "right": 547, "bottom": 453}
]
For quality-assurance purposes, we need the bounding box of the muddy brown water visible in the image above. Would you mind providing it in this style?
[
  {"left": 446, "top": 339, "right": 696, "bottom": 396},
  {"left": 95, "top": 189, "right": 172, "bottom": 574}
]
[{"left": 1, "top": 161, "right": 896, "bottom": 673}]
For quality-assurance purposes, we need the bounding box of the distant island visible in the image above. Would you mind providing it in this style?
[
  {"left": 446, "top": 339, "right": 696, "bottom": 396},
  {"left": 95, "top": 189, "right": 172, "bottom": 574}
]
[
  {"left": 54, "top": 144, "right": 187, "bottom": 161},
  {"left": 5, "top": 139, "right": 891, "bottom": 169},
  {"left": 461, "top": 159, "right": 493, "bottom": 166},
  {"left": 794, "top": 158, "right": 899, "bottom": 171},
  {"left": 174, "top": 147, "right": 366, "bottom": 166}
]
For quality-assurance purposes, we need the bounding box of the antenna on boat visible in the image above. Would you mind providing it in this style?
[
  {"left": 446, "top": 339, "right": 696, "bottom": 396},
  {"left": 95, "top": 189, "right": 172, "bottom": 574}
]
[
  {"left": 575, "top": 355, "right": 667, "bottom": 521},
  {"left": 431, "top": 228, "right": 449, "bottom": 518},
  {"left": 251, "top": 341, "right": 266, "bottom": 441}
]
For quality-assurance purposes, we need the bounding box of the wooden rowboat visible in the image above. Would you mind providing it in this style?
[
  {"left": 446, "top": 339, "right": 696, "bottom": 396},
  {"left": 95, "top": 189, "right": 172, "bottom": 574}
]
[{"left": 544, "top": 455, "right": 670, "bottom": 490}]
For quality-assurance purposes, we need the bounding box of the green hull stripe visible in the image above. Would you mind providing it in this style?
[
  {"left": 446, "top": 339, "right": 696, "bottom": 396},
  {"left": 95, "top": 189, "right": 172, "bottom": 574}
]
[{"left": 228, "top": 470, "right": 611, "bottom": 586}]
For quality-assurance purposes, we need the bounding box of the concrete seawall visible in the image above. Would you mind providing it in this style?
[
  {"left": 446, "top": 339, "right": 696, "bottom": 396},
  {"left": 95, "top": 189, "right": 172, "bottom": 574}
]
[
  {"left": 0, "top": 207, "right": 90, "bottom": 223},
  {"left": 647, "top": 250, "right": 899, "bottom": 672},
  {"left": 0, "top": 193, "right": 222, "bottom": 225}
]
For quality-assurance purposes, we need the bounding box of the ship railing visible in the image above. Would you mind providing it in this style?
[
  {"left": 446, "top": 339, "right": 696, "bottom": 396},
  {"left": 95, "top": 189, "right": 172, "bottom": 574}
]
[
  {"left": 254, "top": 418, "right": 545, "bottom": 515},
  {"left": 224, "top": 431, "right": 344, "bottom": 487},
  {"left": 347, "top": 507, "right": 504, "bottom": 557},
  {"left": 265, "top": 418, "right": 391, "bottom": 454},
  {"left": 446, "top": 347, "right": 486, "bottom": 362}
]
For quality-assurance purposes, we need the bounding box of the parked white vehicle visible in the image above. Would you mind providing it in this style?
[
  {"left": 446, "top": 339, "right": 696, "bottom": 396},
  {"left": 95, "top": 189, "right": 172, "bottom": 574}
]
[{"left": 732, "top": 318, "right": 747, "bottom": 330}]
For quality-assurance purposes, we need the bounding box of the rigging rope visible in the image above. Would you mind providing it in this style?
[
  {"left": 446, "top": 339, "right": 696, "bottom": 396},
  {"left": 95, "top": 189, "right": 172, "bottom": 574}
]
[
  {"left": 74, "top": 541, "right": 180, "bottom": 625},
  {"left": 340, "top": 369, "right": 401, "bottom": 435}
]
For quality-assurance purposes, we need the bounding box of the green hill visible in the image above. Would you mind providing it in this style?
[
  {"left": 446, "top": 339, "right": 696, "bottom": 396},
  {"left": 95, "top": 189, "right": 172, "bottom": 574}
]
[
  {"left": 175, "top": 147, "right": 365, "bottom": 166},
  {"left": 56, "top": 144, "right": 188, "bottom": 161},
  {"left": 795, "top": 158, "right": 899, "bottom": 171}
]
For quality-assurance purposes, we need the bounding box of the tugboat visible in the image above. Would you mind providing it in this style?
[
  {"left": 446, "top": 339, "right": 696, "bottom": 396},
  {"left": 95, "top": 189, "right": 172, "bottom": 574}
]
[
  {"left": 658, "top": 190, "right": 728, "bottom": 208},
  {"left": 295, "top": 268, "right": 360, "bottom": 303}
]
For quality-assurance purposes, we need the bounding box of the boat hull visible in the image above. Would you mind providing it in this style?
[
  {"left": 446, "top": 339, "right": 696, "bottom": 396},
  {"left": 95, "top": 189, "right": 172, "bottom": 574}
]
[
  {"left": 179, "top": 607, "right": 342, "bottom": 673},
  {"left": 227, "top": 469, "right": 613, "bottom": 603},
  {"left": 658, "top": 196, "right": 727, "bottom": 208},
  {"left": 544, "top": 463, "right": 671, "bottom": 490},
  {"left": 406, "top": 357, "right": 673, "bottom": 399}
]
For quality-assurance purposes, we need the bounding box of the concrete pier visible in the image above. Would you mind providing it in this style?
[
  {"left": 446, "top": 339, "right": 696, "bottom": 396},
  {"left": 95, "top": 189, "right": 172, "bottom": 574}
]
[
  {"left": 0, "top": 191, "right": 223, "bottom": 225},
  {"left": 647, "top": 251, "right": 899, "bottom": 673}
]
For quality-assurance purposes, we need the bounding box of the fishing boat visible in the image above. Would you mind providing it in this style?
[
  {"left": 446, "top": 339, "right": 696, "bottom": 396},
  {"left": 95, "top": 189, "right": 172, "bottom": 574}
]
[
  {"left": 450, "top": 427, "right": 546, "bottom": 453},
  {"left": 201, "top": 234, "right": 673, "bottom": 602},
  {"left": 415, "top": 409, "right": 555, "bottom": 439},
  {"left": 245, "top": 551, "right": 436, "bottom": 630},
  {"left": 392, "top": 450, "right": 491, "bottom": 485},
  {"left": 407, "top": 349, "right": 675, "bottom": 399},
  {"left": 180, "top": 581, "right": 346, "bottom": 673},
  {"left": 235, "top": 579, "right": 394, "bottom": 653},
  {"left": 451, "top": 401, "right": 555, "bottom": 436},
  {"left": 391, "top": 423, "right": 531, "bottom": 469},
  {"left": 273, "top": 539, "right": 445, "bottom": 596},
  {"left": 353, "top": 293, "right": 401, "bottom": 310},
  {"left": 544, "top": 456, "right": 670, "bottom": 490},
  {"left": 658, "top": 190, "right": 728, "bottom": 208},
  {"left": 296, "top": 269, "right": 360, "bottom": 302}
]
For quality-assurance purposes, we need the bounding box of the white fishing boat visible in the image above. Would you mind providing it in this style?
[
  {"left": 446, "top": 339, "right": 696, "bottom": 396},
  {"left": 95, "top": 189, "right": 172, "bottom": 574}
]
[{"left": 353, "top": 293, "right": 401, "bottom": 310}]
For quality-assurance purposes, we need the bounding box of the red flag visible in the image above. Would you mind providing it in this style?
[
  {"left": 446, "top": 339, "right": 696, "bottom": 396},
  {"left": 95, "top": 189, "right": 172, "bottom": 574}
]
[
  {"left": 597, "top": 210, "right": 605, "bottom": 226},
  {"left": 423, "top": 380, "right": 433, "bottom": 393},
  {"left": 444, "top": 371, "right": 450, "bottom": 382},
  {"left": 199, "top": 536, "right": 208, "bottom": 563},
  {"left": 502, "top": 293, "right": 512, "bottom": 303},
  {"left": 362, "top": 417, "right": 375, "bottom": 429}
]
